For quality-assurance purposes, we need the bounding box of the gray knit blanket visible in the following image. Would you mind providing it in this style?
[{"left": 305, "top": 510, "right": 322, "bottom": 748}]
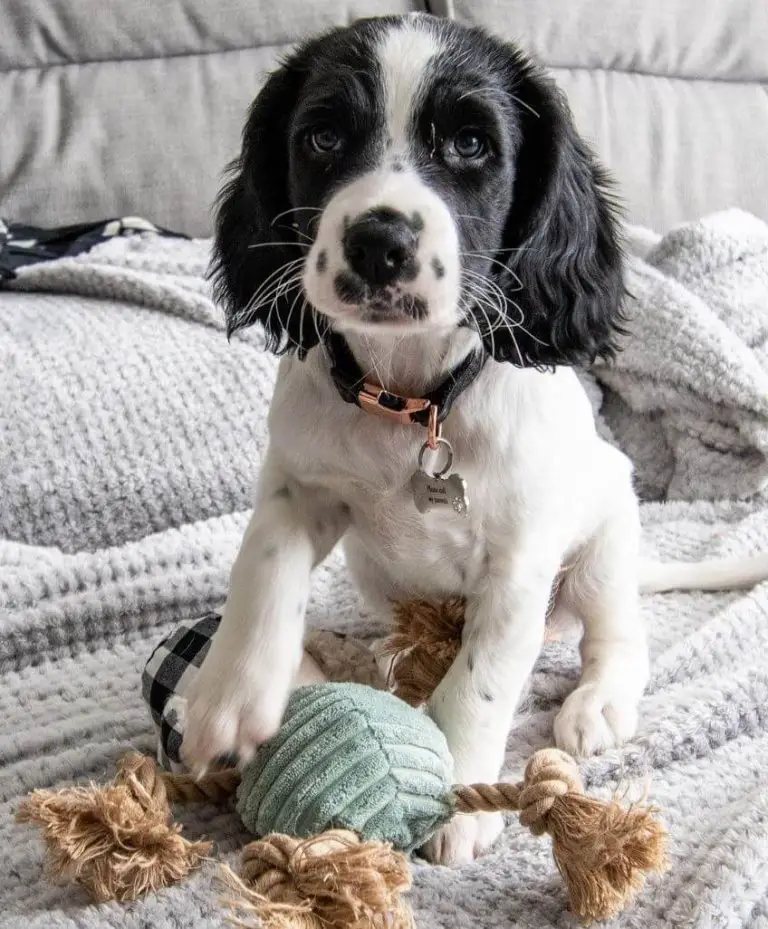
[{"left": 2, "top": 210, "right": 768, "bottom": 928}]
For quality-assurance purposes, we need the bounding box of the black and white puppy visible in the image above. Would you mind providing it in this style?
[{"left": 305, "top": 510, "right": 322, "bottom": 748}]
[{"left": 183, "top": 13, "right": 768, "bottom": 864}]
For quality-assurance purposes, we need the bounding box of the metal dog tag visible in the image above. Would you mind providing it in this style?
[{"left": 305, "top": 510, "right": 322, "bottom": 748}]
[
  {"left": 411, "top": 470, "right": 469, "bottom": 516},
  {"left": 411, "top": 438, "right": 469, "bottom": 517}
]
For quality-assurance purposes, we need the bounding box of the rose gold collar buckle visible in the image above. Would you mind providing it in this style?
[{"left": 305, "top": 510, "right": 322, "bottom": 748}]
[
  {"left": 357, "top": 383, "right": 442, "bottom": 450},
  {"left": 358, "top": 383, "right": 429, "bottom": 421}
]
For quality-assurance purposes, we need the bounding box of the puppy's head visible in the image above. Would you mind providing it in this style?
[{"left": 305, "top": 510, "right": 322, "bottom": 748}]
[{"left": 212, "top": 14, "right": 624, "bottom": 366}]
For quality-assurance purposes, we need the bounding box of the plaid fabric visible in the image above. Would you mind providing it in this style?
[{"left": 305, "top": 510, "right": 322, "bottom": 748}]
[{"left": 141, "top": 612, "right": 221, "bottom": 772}]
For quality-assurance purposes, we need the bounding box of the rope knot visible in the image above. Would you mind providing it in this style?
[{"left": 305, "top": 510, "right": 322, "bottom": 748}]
[
  {"left": 518, "top": 749, "right": 584, "bottom": 836},
  {"left": 116, "top": 752, "right": 170, "bottom": 812},
  {"left": 226, "top": 829, "right": 414, "bottom": 929}
]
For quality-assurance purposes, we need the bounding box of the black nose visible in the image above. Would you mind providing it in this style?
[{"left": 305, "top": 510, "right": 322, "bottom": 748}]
[{"left": 343, "top": 209, "right": 418, "bottom": 287}]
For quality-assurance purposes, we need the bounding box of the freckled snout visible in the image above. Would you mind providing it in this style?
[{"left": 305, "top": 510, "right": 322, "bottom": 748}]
[
  {"left": 343, "top": 208, "right": 419, "bottom": 288},
  {"left": 303, "top": 168, "right": 462, "bottom": 332}
]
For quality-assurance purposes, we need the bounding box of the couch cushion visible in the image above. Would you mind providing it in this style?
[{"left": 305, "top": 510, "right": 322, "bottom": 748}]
[
  {"left": 442, "top": 0, "right": 768, "bottom": 229},
  {"left": 0, "top": 0, "right": 422, "bottom": 237}
]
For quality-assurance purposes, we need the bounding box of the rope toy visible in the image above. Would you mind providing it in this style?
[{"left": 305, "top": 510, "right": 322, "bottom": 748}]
[{"left": 18, "top": 602, "right": 668, "bottom": 925}]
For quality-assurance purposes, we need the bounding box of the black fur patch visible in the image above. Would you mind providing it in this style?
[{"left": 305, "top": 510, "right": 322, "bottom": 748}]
[
  {"left": 398, "top": 256, "right": 420, "bottom": 283},
  {"left": 334, "top": 271, "right": 367, "bottom": 304},
  {"left": 409, "top": 211, "right": 425, "bottom": 233},
  {"left": 407, "top": 294, "right": 428, "bottom": 319}
]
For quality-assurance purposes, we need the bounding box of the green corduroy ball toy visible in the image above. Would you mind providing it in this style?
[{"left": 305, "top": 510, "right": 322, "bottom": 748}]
[
  {"left": 237, "top": 683, "right": 455, "bottom": 851},
  {"left": 19, "top": 674, "right": 668, "bottom": 927}
]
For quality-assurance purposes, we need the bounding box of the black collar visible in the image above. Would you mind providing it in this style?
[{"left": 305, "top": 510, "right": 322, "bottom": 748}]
[{"left": 323, "top": 330, "right": 487, "bottom": 431}]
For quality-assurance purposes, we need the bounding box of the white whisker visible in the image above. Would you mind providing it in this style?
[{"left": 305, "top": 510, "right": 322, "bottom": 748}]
[
  {"left": 240, "top": 265, "right": 304, "bottom": 329},
  {"left": 248, "top": 240, "right": 310, "bottom": 251},
  {"left": 508, "top": 92, "right": 541, "bottom": 119},
  {"left": 462, "top": 254, "right": 524, "bottom": 288},
  {"left": 270, "top": 206, "right": 323, "bottom": 226},
  {"left": 463, "top": 246, "right": 536, "bottom": 256},
  {"left": 245, "top": 257, "right": 306, "bottom": 312},
  {"left": 289, "top": 227, "right": 315, "bottom": 245},
  {"left": 256, "top": 275, "right": 304, "bottom": 336},
  {"left": 312, "top": 308, "right": 330, "bottom": 359}
]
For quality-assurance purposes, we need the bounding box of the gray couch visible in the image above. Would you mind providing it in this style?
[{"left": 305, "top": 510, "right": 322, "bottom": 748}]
[{"left": 2, "top": 0, "right": 767, "bottom": 234}]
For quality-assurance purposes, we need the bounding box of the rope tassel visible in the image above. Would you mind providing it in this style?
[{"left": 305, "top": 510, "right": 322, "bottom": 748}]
[
  {"left": 16, "top": 753, "right": 212, "bottom": 902},
  {"left": 453, "top": 750, "right": 668, "bottom": 923}
]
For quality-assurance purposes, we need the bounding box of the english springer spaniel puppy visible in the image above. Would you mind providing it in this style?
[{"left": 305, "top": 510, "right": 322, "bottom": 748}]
[{"left": 183, "top": 13, "right": 768, "bottom": 864}]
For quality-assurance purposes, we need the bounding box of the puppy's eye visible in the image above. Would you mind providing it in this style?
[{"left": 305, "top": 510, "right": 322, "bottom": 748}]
[
  {"left": 307, "top": 126, "right": 343, "bottom": 154},
  {"left": 451, "top": 129, "right": 488, "bottom": 160}
]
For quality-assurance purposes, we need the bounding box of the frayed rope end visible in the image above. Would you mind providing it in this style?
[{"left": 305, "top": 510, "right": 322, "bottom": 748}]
[
  {"left": 549, "top": 795, "right": 668, "bottom": 923},
  {"left": 16, "top": 754, "right": 211, "bottom": 902}
]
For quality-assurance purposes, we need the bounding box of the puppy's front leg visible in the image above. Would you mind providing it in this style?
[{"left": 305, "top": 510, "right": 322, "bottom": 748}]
[
  {"left": 423, "top": 547, "right": 559, "bottom": 865},
  {"left": 183, "top": 457, "right": 349, "bottom": 773}
]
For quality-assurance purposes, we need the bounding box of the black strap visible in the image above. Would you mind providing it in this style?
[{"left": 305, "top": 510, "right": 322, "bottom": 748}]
[
  {"left": 324, "top": 330, "right": 486, "bottom": 427},
  {"left": 0, "top": 216, "right": 186, "bottom": 283}
]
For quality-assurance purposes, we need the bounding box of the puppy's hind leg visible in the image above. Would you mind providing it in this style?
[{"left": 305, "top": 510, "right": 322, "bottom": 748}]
[{"left": 554, "top": 493, "right": 649, "bottom": 757}]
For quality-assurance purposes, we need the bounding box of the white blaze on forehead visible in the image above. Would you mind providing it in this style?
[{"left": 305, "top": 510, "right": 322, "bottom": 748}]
[{"left": 377, "top": 20, "right": 443, "bottom": 153}]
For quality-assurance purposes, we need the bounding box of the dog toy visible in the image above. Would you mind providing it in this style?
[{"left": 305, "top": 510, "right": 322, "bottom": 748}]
[{"left": 18, "top": 602, "right": 668, "bottom": 925}]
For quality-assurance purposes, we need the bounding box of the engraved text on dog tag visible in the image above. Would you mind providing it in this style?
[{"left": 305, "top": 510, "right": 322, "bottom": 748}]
[{"left": 411, "top": 469, "right": 469, "bottom": 517}]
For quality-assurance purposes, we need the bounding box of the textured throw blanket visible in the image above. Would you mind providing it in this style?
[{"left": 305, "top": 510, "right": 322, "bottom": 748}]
[
  {"left": 600, "top": 211, "right": 768, "bottom": 502},
  {"left": 1, "top": 210, "right": 768, "bottom": 928}
]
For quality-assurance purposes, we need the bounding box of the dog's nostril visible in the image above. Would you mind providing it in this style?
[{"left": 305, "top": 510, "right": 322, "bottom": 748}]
[{"left": 385, "top": 247, "right": 408, "bottom": 268}]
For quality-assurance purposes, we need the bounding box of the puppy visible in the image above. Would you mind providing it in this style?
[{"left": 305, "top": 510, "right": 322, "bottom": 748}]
[{"left": 183, "top": 14, "right": 768, "bottom": 864}]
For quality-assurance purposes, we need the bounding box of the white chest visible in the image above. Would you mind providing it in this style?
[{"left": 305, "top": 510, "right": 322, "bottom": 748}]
[
  {"left": 343, "top": 461, "right": 488, "bottom": 598},
  {"left": 267, "top": 351, "right": 605, "bottom": 602},
  {"left": 269, "top": 359, "right": 500, "bottom": 597}
]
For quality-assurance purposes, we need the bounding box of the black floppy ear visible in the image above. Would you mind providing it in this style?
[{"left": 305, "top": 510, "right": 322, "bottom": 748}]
[
  {"left": 210, "top": 54, "right": 317, "bottom": 354},
  {"left": 491, "top": 59, "right": 625, "bottom": 368}
]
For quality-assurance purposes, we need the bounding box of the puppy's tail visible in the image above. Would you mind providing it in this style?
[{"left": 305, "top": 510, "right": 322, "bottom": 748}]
[{"left": 639, "top": 553, "right": 768, "bottom": 594}]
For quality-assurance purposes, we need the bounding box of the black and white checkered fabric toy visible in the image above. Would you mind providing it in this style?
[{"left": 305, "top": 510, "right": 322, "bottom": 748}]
[
  {"left": 141, "top": 612, "right": 222, "bottom": 772},
  {"left": 142, "top": 613, "right": 375, "bottom": 772}
]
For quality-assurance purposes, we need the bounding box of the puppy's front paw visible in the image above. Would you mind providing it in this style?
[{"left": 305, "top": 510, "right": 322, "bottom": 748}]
[
  {"left": 553, "top": 683, "right": 639, "bottom": 757},
  {"left": 420, "top": 812, "right": 503, "bottom": 865},
  {"left": 182, "top": 651, "right": 293, "bottom": 774}
]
